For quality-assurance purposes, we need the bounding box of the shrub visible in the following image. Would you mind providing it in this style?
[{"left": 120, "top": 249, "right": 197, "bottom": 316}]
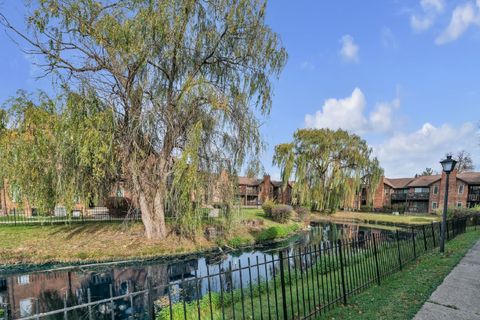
[
  {"left": 261, "top": 199, "right": 275, "bottom": 218},
  {"left": 271, "top": 205, "right": 293, "bottom": 223},
  {"left": 295, "top": 206, "right": 310, "bottom": 220},
  {"left": 256, "top": 224, "right": 300, "bottom": 242},
  {"left": 227, "top": 236, "right": 252, "bottom": 248}
]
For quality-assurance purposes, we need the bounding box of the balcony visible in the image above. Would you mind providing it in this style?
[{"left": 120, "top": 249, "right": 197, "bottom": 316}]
[
  {"left": 468, "top": 194, "right": 480, "bottom": 202},
  {"left": 391, "top": 193, "right": 407, "bottom": 201},
  {"left": 407, "top": 192, "right": 430, "bottom": 201},
  {"left": 237, "top": 188, "right": 258, "bottom": 196}
]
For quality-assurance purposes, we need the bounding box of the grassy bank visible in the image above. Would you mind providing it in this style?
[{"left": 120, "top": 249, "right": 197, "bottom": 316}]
[
  {"left": 0, "top": 209, "right": 303, "bottom": 265},
  {"left": 320, "top": 211, "right": 440, "bottom": 225},
  {"left": 323, "top": 229, "right": 480, "bottom": 320}
]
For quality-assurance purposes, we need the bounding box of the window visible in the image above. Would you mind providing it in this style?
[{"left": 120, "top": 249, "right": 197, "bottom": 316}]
[
  {"left": 414, "top": 187, "right": 429, "bottom": 193},
  {"left": 17, "top": 275, "right": 30, "bottom": 285},
  {"left": 20, "top": 299, "right": 33, "bottom": 317},
  {"left": 458, "top": 184, "right": 464, "bottom": 195},
  {"left": 432, "top": 202, "right": 438, "bottom": 210},
  {"left": 457, "top": 202, "right": 462, "bottom": 208},
  {"left": 433, "top": 185, "right": 439, "bottom": 195},
  {"left": 116, "top": 187, "right": 124, "bottom": 197}
]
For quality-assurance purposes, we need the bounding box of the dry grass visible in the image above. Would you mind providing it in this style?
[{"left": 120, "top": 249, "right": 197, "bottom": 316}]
[
  {"left": 0, "top": 208, "right": 305, "bottom": 265},
  {"left": 0, "top": 223, "right": 215, "bottom": 265}
]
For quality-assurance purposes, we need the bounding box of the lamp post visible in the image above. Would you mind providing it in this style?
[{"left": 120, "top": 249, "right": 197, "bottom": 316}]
[{"left": 439, "top": 155, "right": 457, "bottom": 253}]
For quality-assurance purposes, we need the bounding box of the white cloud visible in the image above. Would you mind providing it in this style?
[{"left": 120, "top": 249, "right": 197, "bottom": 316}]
[
  {"left": 381, "top": 27, "right": 398, "bottom": 48},
  {"left": 411, "top": 15, "right": 435, "bottom": 31},
  {"left": 374, "top": 122, "right": 477, "bottom": 177},
  {"left": 339, "top": 35, "right": 359, "bottom": 63},
  {"left": 436, "top": 1, "right": 480, "bottom": 44},
  {"left": 304, "top": 88, "right": 400, "bottom": 134},
  {"left": 410, "top": 0, "right": 445, "bottom": 32},
  {"left": 422, "top": 0, "right": 445, "bottom": 12},
  {"left": 300, "top": 61, "right": 315, "bottom": 71}
]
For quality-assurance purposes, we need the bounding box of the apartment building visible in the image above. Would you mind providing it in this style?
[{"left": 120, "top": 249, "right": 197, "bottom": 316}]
[
  {"left": 237, "top": 175, "right": 293, "bottom": 206},
  {"left": 369, "top": 170, "right": 480, "bottom": 214}
]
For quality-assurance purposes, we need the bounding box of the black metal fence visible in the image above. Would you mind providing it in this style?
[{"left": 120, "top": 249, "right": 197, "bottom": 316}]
[
  {"left": 0, "top": 208, "right": 142, "bottom": 225},
  {"left": 7, "top": 216, "right": 474, "bottom": 320}
]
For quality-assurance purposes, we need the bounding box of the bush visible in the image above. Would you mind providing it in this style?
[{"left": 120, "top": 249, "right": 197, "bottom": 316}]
[
  {"left": 256, "top": 224, "right": 299, "bottom": 242},
  {"left": 295, "top": 206, "right": 310, "bottom": 220},
  {"left": 271, "top": 205, "right": 293, "bottom": 223},
  {"left": 261, "top": 199, "right": 275, "bottom": 217},
  {"left": 227, "top": 236, "right": 252, "bottom": 248}
]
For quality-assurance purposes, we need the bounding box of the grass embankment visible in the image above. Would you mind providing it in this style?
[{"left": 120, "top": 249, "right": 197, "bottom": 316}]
[
  {"left": 0, "top": 208, "right": 303, "bottom": 265},
  {"left": 320, "top": 211, "right": 440, "bottom": 225},
  {"left": 323, "top": 229, "right": 480, "bottom": 320}
]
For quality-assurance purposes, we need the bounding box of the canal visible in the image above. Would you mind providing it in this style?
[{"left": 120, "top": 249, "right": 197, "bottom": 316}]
[{"left": 0, "top": 221, "right": 404, "bottom": 319}]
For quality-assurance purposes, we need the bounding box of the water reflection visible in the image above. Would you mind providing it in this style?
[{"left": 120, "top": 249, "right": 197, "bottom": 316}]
[{"left": 0, "top": 222, "right": 397, "bottom": 318}]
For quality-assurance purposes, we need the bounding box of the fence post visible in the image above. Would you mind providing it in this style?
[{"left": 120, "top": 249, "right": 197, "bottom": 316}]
[
  {"left": 337, "top": 239, "right": 348, "bottom": 305},
  {"left": 396, "top": 230, "right": 402, "bottom": 270},
  {"left": 372, "top": 234, "right": 381, "bottom": 285},
  {"left": 278, "top": 250, "right": 289, "bottom": 320},
  {"left": 63, "top": 291, "right": 68, "bottom": 320},
  {"left": 109, "top": 284, "right": 115, "bottom": 320},
  {"left": 87, "top": 288, "right": 93, "bottom": 320},
  {"left": 146, "top": 276, "right": 154, "bottom": 320},
  {"left": 422, "top": 225, "right": 427, "bottom": 251},
  {"left": 412, "top": 227, "right": 416, "bottom": 259},
  {"left": 446, "top": 220, "right": 450, "bottom": 240},
  {"left": 431, "top": 222, "right": 436, "bottom": 247}
]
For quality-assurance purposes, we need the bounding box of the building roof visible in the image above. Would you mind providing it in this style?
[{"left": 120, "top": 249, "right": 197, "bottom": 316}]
[
  {"left": 407, "top": 174, "right": 441, "bottom": 187},
  {"left": 238, "top": 177, "right": 262, "bottom": 186},
  {"left": 457, "top": 172, "right": 480, "bottom": 185},
  {"left": 271, "top": 180, "right": 282, "bottom": 187},
  {"left": 384, "top": 178, "right": 414, "bottom": 189}
]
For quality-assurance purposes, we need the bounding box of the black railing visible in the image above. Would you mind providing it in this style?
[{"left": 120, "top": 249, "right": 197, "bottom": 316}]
[
  {"left": 468, "top": 193, "right": 480, "bottom": 202},
  {"left": 0, "top": 208, "right": 141, "bottom": 226},
  {"left": 10, "top": 217, "right": 473, "bottom": 320},
  {"left": 407, "top": 192, "right": 430, "bottom": 200},
  {"left": 391, "top": 193, "right": 407, "bottom": 201}
]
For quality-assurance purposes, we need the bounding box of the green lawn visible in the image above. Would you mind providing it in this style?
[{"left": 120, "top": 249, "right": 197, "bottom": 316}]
[
  {"left": 322, "top": 229, "right": 480, "bottom": 320},
  {"left": 322, "top": 211, "right": 441, "bottom": 226}
]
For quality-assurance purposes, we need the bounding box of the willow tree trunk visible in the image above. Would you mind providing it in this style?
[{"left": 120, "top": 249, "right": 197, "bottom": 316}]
[{"left": 130, "top": 163, "right": 167, "bottom": 240}]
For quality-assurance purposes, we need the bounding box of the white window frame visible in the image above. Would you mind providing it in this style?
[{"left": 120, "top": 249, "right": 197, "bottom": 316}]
[
  {"left": 432, "top": 202, "right": 438, "bottom": 210},
  {"left": 433, "top": 185, "right": 439, "bottom": 195},
  {"left": 458, "top": 184, "right": 464, "bottom": 195},
  {"left": 457, "top": 201, "right": 462, "bottom": 208},
  {"left": 17, "top": 275, "right": 30, "bottom": 285}
]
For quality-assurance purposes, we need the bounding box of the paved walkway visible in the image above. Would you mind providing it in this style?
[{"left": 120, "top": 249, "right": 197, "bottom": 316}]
[{"left": 413, "top": 240, "right": 480, "bottom": 320}]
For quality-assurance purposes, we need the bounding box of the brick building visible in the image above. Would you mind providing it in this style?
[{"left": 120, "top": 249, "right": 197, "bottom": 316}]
[
  {"left": 367, "top": 170, "right": 480, "bottom": 214},
  {"left": 236, "top": 175, "right": 293, "bottom": 206}
]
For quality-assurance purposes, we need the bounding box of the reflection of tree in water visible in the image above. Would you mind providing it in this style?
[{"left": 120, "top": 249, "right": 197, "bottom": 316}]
[{"left": 38, "top": 290, "right": 84, "bottom": 320}]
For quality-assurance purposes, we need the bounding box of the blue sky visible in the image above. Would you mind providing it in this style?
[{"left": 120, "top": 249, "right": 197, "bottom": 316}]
[{"left": 1, "top": 0, "right": 480, "bottom": 178}]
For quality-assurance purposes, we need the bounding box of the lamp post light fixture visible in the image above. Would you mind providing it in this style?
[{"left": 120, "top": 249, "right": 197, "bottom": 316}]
[{"left": 439, "top": 155, "right": 457, "bottom": 253}]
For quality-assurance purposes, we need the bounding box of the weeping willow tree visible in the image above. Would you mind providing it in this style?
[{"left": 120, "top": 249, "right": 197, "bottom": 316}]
[
  {"left": 0, "top": 91, "right": 58, "bottom": 213},
  {"left": 273, "top": 129, "right": 383, "bottom": 213},
  {"left": 0, "top": 90, "right": 117, "bottom": 215},
  {"left": 1, "top": 0, "right": 287, "bottom": 239}
]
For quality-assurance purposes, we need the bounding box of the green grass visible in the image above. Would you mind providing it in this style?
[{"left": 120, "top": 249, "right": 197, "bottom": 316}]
[
  {"left": 322, "top": 229, "right": 480, "bottom": 320},
  {"left": 325, "top": 211, "right": 440, "bottom": 225}
]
